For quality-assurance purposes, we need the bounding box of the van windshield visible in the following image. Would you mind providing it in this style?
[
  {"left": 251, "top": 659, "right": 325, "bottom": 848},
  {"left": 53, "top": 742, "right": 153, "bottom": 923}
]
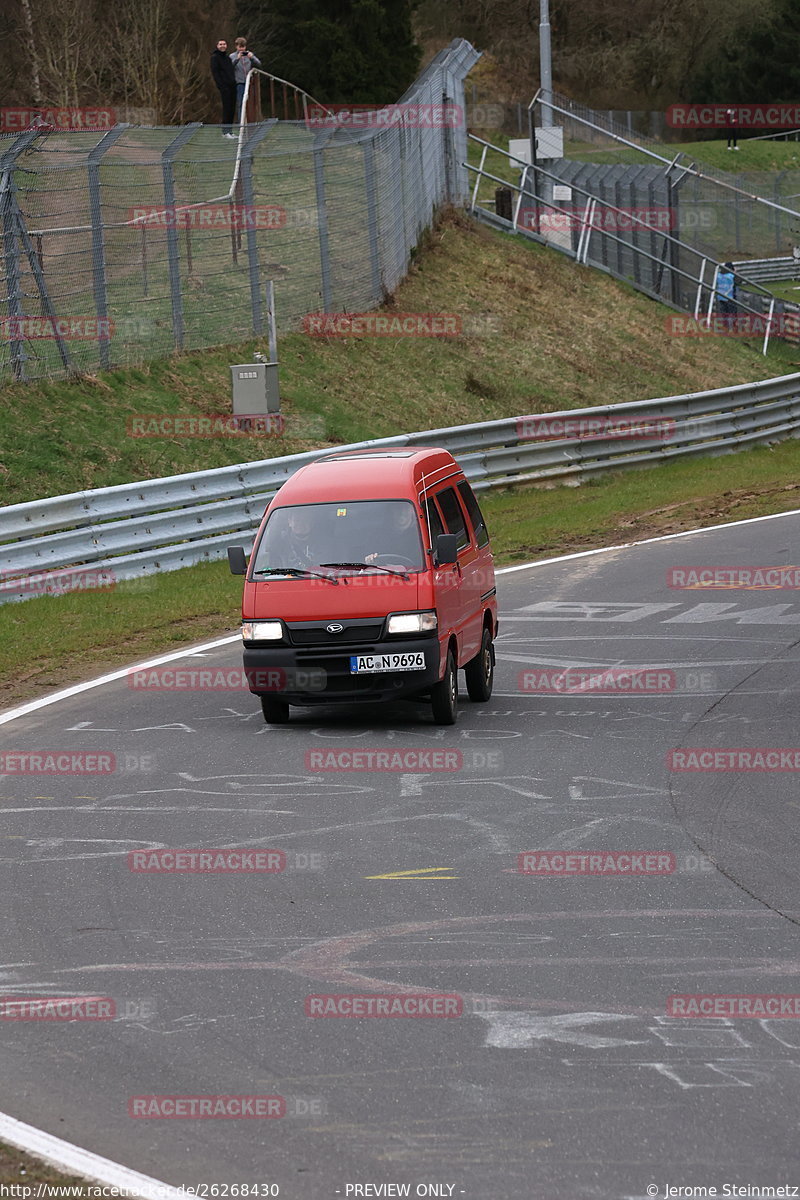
[{"left": 250, "top": 500, "right": 425, "bottom": 577}]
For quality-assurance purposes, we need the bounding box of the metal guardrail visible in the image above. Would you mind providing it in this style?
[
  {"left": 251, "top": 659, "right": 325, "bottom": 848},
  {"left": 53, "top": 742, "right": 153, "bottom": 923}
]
[
  {"left": 734, "top": 257, "right": 800, "bottom": 284},
  {"left": 3, "top": 372, "right": 800, "bottom": 602}
]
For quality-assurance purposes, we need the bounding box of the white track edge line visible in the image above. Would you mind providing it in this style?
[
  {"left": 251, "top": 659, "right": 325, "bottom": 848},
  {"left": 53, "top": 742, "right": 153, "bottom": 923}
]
[
  {"left": 0, "top": 634, "right": 239, "bottom": 727},
  {"left": 0, "top": 1111, "right": 181, "bottom": 1200},
  {"left": 3, "top": 503, "right": 800, "bottom": 729},
  {"left": 494, "top": 504, "right": 800, "bottom": 573}
]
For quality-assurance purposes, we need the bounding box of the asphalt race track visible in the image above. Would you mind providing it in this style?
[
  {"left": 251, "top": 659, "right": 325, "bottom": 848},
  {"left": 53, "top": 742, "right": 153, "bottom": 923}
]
[{"left": 3, "top": 512, "right": 800, "bottom": 1199}]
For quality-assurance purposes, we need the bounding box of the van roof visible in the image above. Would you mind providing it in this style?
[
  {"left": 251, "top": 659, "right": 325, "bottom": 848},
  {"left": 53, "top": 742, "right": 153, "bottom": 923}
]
[{"left": 272, "top": 446, "right": 462, "bottom": 506}]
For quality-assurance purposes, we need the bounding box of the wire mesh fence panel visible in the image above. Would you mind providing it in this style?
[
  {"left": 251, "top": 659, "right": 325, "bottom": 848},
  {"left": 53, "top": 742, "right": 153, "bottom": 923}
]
[{"left": 0, "top": 39, "right": 479, "bottom": 385}]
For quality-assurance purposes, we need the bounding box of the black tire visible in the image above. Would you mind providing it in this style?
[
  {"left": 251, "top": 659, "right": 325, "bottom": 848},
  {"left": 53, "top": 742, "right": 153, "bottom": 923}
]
[
  {"left": 465, "top": 625, "right": 494, "bottom": 702},
  {"left": 431, "top": 649, "right": 458, "bottom": 725},
  {"left": 260, "top": 696, "right": 290, "bottom": 724}
]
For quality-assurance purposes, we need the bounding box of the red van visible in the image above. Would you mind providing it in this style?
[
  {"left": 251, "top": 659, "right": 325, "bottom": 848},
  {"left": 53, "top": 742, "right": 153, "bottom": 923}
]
[{"left": 227, "top": 447, "right": 497, "bottom": 725}]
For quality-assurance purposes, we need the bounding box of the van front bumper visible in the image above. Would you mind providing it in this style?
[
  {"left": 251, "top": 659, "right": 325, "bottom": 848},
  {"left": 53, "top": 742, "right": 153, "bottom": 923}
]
[{"left": 242, "top": 637, "right": 441, "bottom": 705}]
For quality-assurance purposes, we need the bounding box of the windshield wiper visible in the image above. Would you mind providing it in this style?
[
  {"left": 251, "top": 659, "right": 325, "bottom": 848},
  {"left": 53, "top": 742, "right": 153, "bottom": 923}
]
[
  {"left": 319, "top": 560, "right": 408, "bottom": 578},
  {"left": 252, "top": 566, "right": 339, "bottom": 585}
]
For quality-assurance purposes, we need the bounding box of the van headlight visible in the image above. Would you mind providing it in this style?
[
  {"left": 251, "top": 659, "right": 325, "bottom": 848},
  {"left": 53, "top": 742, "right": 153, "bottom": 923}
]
[
  {"left": 242, "top": 620, "right": 284, "bottom": 642},
  {"left": 386, "top": 611, "right": 438, "bottom": 635}
]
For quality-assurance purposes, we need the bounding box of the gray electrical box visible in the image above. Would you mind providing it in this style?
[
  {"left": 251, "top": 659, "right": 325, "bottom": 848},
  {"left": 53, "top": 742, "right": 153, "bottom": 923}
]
[{"left": 230, "top": 361, "right": 280, "bottom": 415}]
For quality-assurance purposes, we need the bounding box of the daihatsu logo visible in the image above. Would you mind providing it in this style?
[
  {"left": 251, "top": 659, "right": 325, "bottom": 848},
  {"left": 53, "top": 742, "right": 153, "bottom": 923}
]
[{"left": 327, "top": 623, "right": 344, "bottom": 634}]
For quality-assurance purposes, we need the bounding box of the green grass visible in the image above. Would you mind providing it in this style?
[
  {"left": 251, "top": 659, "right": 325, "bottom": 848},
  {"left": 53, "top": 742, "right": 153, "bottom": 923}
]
[
  {"left": 756, "top": 278, "right": 800, "bottom": 303},
  {"left": 0, "top": 1139, "right": 106, "bottom": 1191},
  {"left": 563, "top": 136, "right": 800, "bottom": 172},
  {"left": 3, "top": 210, "right": 797, "bottom": 505},
  {"left": 3, "top": 435, "right": 800, "bottom": 710}
]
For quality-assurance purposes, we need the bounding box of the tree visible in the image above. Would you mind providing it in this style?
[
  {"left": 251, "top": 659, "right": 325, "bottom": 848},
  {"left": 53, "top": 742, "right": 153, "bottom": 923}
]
[
  {"left": 237, "top": 0, "right": 421, "bottom": 104},
  {"left": 688, "top": 0, "right": 800, "bottom": 102}
]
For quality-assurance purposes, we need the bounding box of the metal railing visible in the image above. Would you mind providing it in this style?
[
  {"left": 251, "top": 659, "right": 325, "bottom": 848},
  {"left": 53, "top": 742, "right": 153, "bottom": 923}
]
[
  {"left": 531, "top": 90, "right": 800, "bottom": 263},
  {"left": 2, "top": 371, "right": 800, "bottom": 603},
  {"left": 466, "top": 135, "right": 787, "bottom": 354}
]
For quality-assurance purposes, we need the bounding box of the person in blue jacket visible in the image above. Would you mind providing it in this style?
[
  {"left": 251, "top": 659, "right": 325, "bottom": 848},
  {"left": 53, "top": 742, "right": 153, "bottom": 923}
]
[{"left": 716, "top": 262, "right": 737, "bottom": 326}]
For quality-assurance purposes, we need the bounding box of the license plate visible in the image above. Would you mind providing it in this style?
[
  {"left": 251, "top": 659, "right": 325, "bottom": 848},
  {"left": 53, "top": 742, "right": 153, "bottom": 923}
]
[{"left": 350, "top": 652, "right": 426, "bottom": 674}]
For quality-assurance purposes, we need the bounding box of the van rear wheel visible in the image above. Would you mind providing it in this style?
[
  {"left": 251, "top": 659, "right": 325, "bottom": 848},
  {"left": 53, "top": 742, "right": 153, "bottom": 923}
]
[
  {"left": 261, "top": 696, "right": 290, "bottom": 724},
  {"left": 465, "top": 626, "right": 494, "bottom": 702},
  {"left": 431, "top": 650, "right": 458, "bottom": 725}
]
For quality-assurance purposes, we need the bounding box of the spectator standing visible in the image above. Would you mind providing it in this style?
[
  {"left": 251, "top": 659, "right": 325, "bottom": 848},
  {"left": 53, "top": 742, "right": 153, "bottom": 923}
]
[
  {"left": 725, "top": 107, "right": 739, "bottom": 150},
  {"left": 211, "top": 39, "right": 237, "bottom": 137},
  {"left": 231, "top": 38, "right": 262, "bottom": 122},
  {"left": 716, "top": 262, "right": 737, "bottom": 327}
]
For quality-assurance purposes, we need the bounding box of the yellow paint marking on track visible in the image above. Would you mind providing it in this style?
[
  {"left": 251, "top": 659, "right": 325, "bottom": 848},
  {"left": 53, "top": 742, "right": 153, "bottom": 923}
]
[{"left": 365, "top": 866, "right": 458, "bottom": 879}]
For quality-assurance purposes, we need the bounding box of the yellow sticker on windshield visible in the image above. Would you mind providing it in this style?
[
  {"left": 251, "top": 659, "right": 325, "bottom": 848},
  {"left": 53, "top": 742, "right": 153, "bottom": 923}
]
[{"left": 337, "top": 507, "right": 347, "bottom": 516}]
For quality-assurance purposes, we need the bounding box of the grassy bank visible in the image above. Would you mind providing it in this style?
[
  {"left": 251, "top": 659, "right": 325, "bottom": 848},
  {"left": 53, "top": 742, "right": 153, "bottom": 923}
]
[
  {"left": 3, "top": 435, "right": 800, "bottom": 710},
  {"left": 1, "top": 211, "right": 795, "bottom": 506}
]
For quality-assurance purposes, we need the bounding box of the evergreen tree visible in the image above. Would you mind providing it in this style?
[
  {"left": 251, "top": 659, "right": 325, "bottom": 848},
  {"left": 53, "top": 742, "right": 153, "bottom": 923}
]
[
  {"left": 689, "top": 0, "right": 800, "bottom": 102},
  {"left": 236, "top": 0, "right": 421, "bottom": 103}
]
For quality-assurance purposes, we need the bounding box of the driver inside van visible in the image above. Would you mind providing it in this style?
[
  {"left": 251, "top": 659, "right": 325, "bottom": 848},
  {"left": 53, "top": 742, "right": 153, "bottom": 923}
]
[
  {"left": 365, "top": 504, "right": 421, "bottom": 565},
  {"left": 272, "top": 508, "right": 320, "bottom": 569}
]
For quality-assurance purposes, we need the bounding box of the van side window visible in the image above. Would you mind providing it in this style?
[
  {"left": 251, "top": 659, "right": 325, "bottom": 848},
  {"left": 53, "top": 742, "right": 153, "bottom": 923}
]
[
  {"left": 424, "top": 498, "right": 446, "bottom": 546},
  {"left": 437, "top": 487, "right": 469, "bottom": 550},
  {"left": 458, "top": 480, "right": 489, "bottom": 548}
]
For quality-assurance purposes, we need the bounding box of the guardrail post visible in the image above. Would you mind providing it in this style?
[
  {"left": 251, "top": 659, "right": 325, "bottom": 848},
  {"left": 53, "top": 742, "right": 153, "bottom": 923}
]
[
  {"left": 87, "top": 125, "right": 130, "bottom": 370},
  {"left": 239, "top": 119, "right": 277, "bottom": 335},
  {"left": 362, "top": 140, "right": 382, "bottom": 301},
  {"left": 313, "top": 135, "right": 333, "bottom": 312},
  {"left": 161, "top": 123, "right": 201, "bottom": 350}
]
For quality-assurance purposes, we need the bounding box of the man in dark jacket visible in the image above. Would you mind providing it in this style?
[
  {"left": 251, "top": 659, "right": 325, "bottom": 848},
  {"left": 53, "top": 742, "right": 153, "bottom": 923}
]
[{"left": 211, "top": 40, "right": 237, "bottom": 137}]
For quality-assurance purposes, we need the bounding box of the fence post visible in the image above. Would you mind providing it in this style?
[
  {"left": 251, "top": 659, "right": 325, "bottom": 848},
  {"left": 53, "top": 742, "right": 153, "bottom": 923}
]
[
  {"left": 161, "top": 123, "right": 201, "bottom": 350},
  {"left": 239, "top": 119, "right": 277, "bottom": 335},
  {"left": 0, "top": 129, "right": 45, "bottom": 383},
  {"left": 362, "top": 140, "right": 382, "bottom": 301},
  {"left": 0, "top": 170, "right": 26, "bottom": 382},
  {"left": 441, "top": 89, "right": 456, "bottom": 203},
  {"left": 775, "top": 175, "right": 784, "bottom": 253},
  {"left": 87, "top": 125, "right": 130, "bottom": 370},
  {"left": 313, "top": 136, "right": 333, "bottom": 312}
]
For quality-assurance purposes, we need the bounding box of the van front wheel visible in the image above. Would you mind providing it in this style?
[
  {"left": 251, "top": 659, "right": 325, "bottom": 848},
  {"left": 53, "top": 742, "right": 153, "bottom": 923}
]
[
  {"left": 465, "top": 627, "right": 494, "bottom": 702},
  {"left": 261, "top": 696, "right": 290, "bottom": 724},
  {"left": 431, "top": 650, "right": 458, "bottom": 725}
]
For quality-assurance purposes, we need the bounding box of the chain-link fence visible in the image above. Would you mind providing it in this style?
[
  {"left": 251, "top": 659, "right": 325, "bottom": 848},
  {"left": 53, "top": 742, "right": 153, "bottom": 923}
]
[{"left": 0, "top": 39, "right": 478, "bottom": 384}]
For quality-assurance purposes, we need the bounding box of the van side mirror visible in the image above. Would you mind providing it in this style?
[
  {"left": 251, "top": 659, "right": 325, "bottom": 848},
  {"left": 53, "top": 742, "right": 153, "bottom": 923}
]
[
  {"left": 227, "top": 546, "right": 248, "bottom": 575},
  {"left": 434, "top": 533, "right": 458, "bottom": 566}
]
